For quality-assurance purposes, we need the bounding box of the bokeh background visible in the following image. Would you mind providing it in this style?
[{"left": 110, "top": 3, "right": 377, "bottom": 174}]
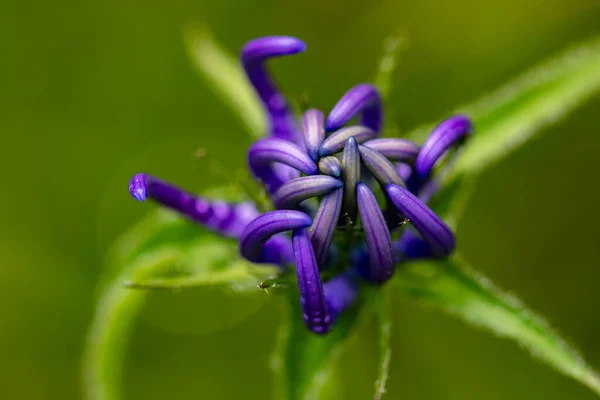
[{"left": 2, "top": 0, "right": 600, "bottom": 399}]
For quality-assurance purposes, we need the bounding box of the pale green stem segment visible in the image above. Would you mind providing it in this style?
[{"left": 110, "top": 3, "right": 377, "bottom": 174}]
[
  {"left": 373, "top": 287, "right": 392, "bottom": 400},
  {"left": 184, "top": 26, "right": 266, "bottom": 139},
  {"left": 83, "top": 210, "right": 277, "bottom": 400}
]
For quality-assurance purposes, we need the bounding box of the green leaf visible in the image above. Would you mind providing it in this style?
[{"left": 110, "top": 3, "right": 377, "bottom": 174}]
[
  {"left": 408, "top": 35, "right": 600, "bottom": 189},
  {"left": 272, "top": 288, "right": 393, "bottom": 400},
  {"left": 374, "top": 36, "right": 408, "bottom": 102},
  {"left": 272, "top": 290, "right": 365, "bottom": 400},
  {"left": 83, "top": 209, "right": 277, "bottom": 400},
  {"left": 184, "top": 26, "right": 266, "bottom": 139},
  {"left": 394, "top": 256, "right": 600, "bottom": 396},
  {"left": 373, "top": 288, "right": 392, "bottom": 400}
]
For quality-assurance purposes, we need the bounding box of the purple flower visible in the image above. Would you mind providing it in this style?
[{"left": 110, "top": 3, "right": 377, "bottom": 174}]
[
  {"left": 415, "top": 115, "right": 473, "bottom": 179},
  {"left": 302, "top": 109, "right": 326, "bottom": 162},
  {"left": 293, "top": 228, "right": 333, "bottom": 334},
  {"left": 386, "top": 184, "right": 455, "bottom": 257},
  {"left": 241, "top": 36, "right": 306, "bottom": 145},
  {"left": 248, "top": 138, "right": 318, "bottom": 192},
  {"left": 318, "top": 156, "right": 342, "bottom": 177},
  {"left": 273, "top": 175, "right": 342, "bottom": 210},
  {"left": 308, "top": 188, "right": 343, "bottom": 268},
  {"left": 128, "top": 173, "right": 258, "bottom": 238},
  {"left": 356, "top": 183, "right": 395, "bottom": 283},
  {"left": 127, "top": 35, "right": 472, "bottom": 334},
  {"left": 341, "top": 137, "right": 360, "bottom": 220},
  {"left": 326, "top": 84, "right": 383, "bottom": 132}
]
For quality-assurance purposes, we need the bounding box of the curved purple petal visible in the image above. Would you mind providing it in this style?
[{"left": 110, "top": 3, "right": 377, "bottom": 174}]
[
  {"left": 293, "top": 228, "right": 332, "bottom": 334},
  {"left": 239, "top": 210, "right": 311, "bottom": 262},
  {"left": 363, "top": 138, "right": 420, "bottom": 164},
  {"left": 318, "top": 156, "right": 342, "bottom": 177},
  {"left": 308, "top": 188, "right": 343, "bottom": 268},
  {"left": 302, "top": 109, "right": 325, "bottom": 161},
  {"left": 248, "top": 138, "right": 318, "bottom": 182},
  {"left": 318, "top": 125, "right": 378, "bottom": 157},
  {"left": 326, "top": 84, "right": 383, "bottom": 132},
  {"left": 386, "top": 184, "right": 455, "bottom": 257},
  {"left": 273, "top": 175, "right": 342, "bottom": 210},
  {"left": 415, "top": 115, "right": 473, "bottom": 179},
  {"left": 356, "top": 183, "right": 395, "bottom": 283},
  {"left": 128, "top": 173, "right": 258, "bottom": 238},
  {"left": 341, "top": 137, "right": 360, "bottom": 220},
  {"left": 358, "top": 145, "right": 406, "bottom": 188},
  {"left": 241, "top": 36, "right": 306, "bottom": 143}
]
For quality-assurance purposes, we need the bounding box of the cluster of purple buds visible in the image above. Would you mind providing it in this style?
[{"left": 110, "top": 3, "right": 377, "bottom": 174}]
[{"left": 128, "top": 36, "right": 472, "bottom": 335}]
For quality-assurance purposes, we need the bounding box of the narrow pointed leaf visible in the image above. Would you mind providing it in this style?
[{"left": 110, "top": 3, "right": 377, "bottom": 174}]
[
  {"left": 84, "top": 209, "right": 277, "bottom": 400},
  {"left": 407, "top": 35, "right": 600, "bottom": 187},
  {"left": 394, "top": 256, "right": 600, "bottom": 396},
  {"left": 184, "top": 26, "right": 265, "bottom": 138}
]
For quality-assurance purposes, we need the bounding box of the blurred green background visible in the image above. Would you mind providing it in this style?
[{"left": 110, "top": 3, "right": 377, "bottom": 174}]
[{"left": 2, "top": 0, "right": 600, "bottom": 399}]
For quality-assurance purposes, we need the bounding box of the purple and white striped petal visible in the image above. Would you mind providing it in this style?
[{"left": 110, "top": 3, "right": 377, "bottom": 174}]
[
  {"left": 273, "top": 175, "right": 342, "bottom": 210},
  {"left": 341, "top": 137, "right": 360, "bottom": 219},
  {"left": 415, "top": 115, "right": 473, "bottom": 179},
  {"left": 129, "top": 173, "right": 258, "bottom": 238},
  {"left": 324, "top": 272, "right": 358, "bottom": 323},
  {"left": 248, "top": 138, "right": 318, "bottom": 178},
  {"left": 356, "top": 183, "right": 395, "bottom": 283},
  {"left": 239, "top": 210, "right": 312, "bottom": 263},
  {"left": 318, "top": 125, "right": 378, "bottom": 157},
  {"left": 293, "top": 228, "right": 332, "bottom": 334},
  {"left": 363, "top": 138, "right": 420, "bottom": 164},
  {"left": 308, "top": 187, "right": 343, "bottom": 267},
  {"left": 302, "top": 109, "right": 325, "bottom": 161},
  {"left": 386, "top": 184, "right": 455, "bottom": 257},
  {"left": 326, "top": 84, "right": 383, "bottom": 132},
  {"left": 241, "top": 37, "right": 306, "bottom": 144},
  {"left": 358, "top": 145, "right": 406, "bottom": 188},
  {"left": 318, "top": 156, "right": 342, "bottom": 177}
]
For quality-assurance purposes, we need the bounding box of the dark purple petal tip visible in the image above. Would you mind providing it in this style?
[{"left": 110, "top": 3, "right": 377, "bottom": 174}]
[
  {"left": 318, "top": 125, "right": 378, "bottom": 157},
  {"left": 128, "top": 173, "right": 259, "bottom": 238},
  {"left": 273, "top": 175, "right": 342, "bottom": 210},
  {"left": 302, "top": 109, "right": 325, "bottom": 162},
  {"left": 358, "top": 145, "right": 406, "bottom": 188},
  {"left": 241, "top": 36, "right": 306, "bottom": 64},
  {"left": 293, "top": 228, "right": 332, "bottom": 334},
  {"left": 129, "top": 173, "right": 147, "bottom": 201},
  {"left": 386, "top": 184, "right": 455, "bottom": 257},
  {"left": 356, "top": 183, "right": 395, "bottom": 283},
  {"left": 241, "top": 36, "right": 306, "bottom": 144},
  {"left": 326, "top": 84, "right": 383, "bottom": 132},
  {"left": 415, "top": 115, "right": 473, "bottom": 179},
  {"left": 318, "top": 156, "right": 342, "bottom": 177},
  {"left": 363, "top": 138, "right": 421, "bottom": 164},
  {"left": 239, "top": 210, "right": 312, "bottom": 263}
]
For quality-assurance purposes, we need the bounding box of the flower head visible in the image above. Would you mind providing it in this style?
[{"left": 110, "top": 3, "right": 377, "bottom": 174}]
[{"left": 127, "top": 36, "right": 472, "bottom": 334}]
